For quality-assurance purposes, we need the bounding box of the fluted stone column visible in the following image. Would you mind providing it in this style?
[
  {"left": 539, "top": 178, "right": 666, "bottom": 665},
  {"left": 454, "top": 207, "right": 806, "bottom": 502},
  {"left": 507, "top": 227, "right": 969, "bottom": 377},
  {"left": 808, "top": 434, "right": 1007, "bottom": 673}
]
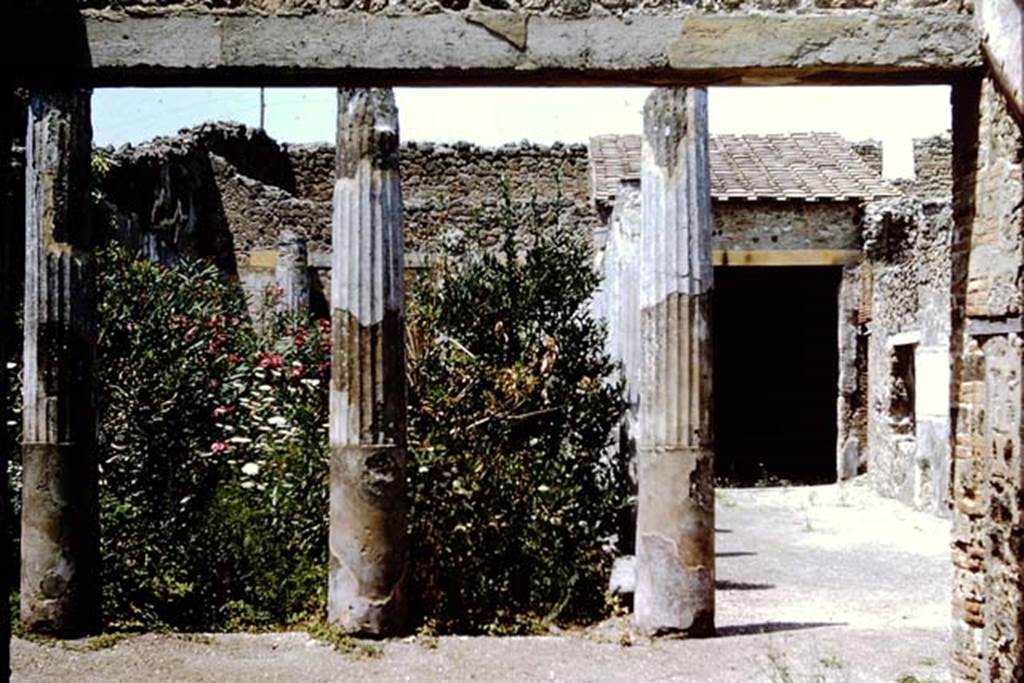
[
  {"left": 633, "top": 88, "right": 715, "bottom": 637},
  {"left": 275, "top": 229, "right": 309, "bottom": 315},
  {"left": 327, "top": 88, "right": 409, "bottom": 636},
  {"left": 1, "top": 89, "right": 15, "bottom": 683},
  {"left": 20, "top": 91, "right": 100, "bottom": 636}
]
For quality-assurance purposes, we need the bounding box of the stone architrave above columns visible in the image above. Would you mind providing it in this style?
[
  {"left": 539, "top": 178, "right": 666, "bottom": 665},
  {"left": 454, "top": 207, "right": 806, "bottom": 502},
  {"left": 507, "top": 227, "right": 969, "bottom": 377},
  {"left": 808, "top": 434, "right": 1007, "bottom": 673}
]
[
  {"left": 20, "top": 90, "right": 100, "bottom": 636},
  {"left": 327, "top": 87, "right": 409, "bottom": 636},
  {"left": 633, "top": 87, "right": 715, "bottom": 637}
]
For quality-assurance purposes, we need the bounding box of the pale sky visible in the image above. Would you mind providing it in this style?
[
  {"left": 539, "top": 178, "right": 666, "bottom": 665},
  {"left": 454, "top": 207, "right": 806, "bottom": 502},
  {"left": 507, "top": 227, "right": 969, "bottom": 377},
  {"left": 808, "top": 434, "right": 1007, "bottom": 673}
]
[{"left": 92, "top": 86, "right": 951, "bottom": 178}]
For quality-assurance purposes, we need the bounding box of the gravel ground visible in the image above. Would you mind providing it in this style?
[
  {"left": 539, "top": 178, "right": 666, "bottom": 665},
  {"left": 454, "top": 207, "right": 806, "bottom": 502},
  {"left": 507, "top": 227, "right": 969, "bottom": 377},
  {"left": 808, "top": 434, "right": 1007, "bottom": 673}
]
[{"left": 12, "top": 479, "right": 952, "bottom": 682}]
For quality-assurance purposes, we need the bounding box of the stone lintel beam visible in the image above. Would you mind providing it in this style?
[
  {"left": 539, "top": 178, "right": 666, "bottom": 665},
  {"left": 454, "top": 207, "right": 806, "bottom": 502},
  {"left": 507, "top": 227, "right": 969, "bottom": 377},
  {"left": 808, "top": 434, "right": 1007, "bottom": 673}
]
[
  {"left": 14, "top": 12, "right": 979, "bottom": 87},
  {"left": 328, "top": 87, "right": 409, "bottom": 637},
  {"left": 634, "top": 88, "right": 715, "bottom": 637},
  {"left": 20, "top": 90, "right": 100, "bottom": 637}
]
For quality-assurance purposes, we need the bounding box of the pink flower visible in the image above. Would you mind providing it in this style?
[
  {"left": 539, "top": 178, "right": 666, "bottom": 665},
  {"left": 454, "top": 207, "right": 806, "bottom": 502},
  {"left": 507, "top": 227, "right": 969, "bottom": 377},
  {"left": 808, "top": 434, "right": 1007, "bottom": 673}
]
[
  {"left": 259, "top": 353, "right": 284, "bottom": 369},
  {"left": 212, "top": 405, "right": 235, "bottom": 418},
  {"left": 291, "top": 363, "right": 305, "bottom": 379},
  {"left": 210, "top": 441, "right": 228, "bottom": 454}
]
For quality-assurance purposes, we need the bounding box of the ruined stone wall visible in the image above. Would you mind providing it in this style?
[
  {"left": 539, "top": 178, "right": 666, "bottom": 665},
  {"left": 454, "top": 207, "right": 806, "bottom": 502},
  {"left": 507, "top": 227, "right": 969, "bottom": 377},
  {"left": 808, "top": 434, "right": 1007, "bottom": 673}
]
[
  {"left": 281, "top": 140, "right": 598, "bottom": 254},
  {"left": 891, "top": 134, "right": 953, "bottom": 199},
  {"left": 106, "top": 123, "right": 863, "bottom": 270},
  {"left": 714, "top": 200, "right": 861, "bottom": 251},
  {"left": 104, "top": 127, "right": 598, "bottom": 263},
  {"left": 950, "top": 77, "right": 1024, "bottom": 682},
  {"left": 912, "top": 134, "right": 953, "bottom": 198},
  {"left": 851, "top": 139, "right": 883, "bottom": 177},
  {"left": 863, "top": 196, "right": 953, "bottom": 515}
]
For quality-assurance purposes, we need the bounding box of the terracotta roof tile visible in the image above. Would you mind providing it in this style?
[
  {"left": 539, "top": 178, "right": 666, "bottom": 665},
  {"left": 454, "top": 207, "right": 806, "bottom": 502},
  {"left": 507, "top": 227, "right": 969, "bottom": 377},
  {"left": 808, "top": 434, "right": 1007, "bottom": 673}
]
[{"left": 589, "top": 132, "right": 899, "bottom": 208}]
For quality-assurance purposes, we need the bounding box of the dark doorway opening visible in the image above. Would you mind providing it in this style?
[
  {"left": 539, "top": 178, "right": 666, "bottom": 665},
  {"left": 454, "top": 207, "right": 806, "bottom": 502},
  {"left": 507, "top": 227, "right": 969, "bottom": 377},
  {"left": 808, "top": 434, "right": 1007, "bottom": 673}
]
[{"left": 713, "top": 266, "right": 841, "bottom": 486}]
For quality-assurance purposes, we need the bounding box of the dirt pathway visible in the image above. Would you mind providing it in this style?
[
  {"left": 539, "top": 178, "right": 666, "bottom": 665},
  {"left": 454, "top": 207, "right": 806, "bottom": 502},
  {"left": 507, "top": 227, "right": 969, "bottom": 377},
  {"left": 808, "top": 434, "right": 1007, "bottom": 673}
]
[{"left": 12, "top": 480, "right": 951, "bottom": 682}]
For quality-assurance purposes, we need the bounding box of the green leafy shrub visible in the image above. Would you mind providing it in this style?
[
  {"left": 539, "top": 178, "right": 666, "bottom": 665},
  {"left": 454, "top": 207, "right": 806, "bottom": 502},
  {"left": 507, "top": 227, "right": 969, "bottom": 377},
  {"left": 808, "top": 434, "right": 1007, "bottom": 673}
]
[
  {"left": 7, "top": 186, "right": 627, "bottom": 636},
  {"left": 206, "top": 304, "right": 331, "bottom": 627},
  {"left": 95, "top": 247, "right": 329, "bottom": 630},
  {"left": 96, "top": 247, "right": 254, "bottom": 628},
  {"left": 406, "top": 200, "right": 628, "bottom": 634}
]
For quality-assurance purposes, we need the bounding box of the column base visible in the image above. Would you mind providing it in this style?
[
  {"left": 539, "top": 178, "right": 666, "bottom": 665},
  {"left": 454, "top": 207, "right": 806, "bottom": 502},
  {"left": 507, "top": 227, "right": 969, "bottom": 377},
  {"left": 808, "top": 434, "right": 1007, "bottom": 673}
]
[
  {"left": 20, "top": 441, "right": 99, "bottom": 637},
  {"left": 634, "top": 445, "right": 715, "bottom": 638},
  {"left": 328, "top": 444, "right": 409, "bottom": 636}
]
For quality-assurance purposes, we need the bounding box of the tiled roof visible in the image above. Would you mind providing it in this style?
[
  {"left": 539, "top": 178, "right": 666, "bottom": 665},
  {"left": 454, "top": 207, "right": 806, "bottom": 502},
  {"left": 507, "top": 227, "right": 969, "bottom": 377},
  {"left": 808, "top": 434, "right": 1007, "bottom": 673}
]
[{"left": 589, "top": 132, "right": 899, "bottom": 207}]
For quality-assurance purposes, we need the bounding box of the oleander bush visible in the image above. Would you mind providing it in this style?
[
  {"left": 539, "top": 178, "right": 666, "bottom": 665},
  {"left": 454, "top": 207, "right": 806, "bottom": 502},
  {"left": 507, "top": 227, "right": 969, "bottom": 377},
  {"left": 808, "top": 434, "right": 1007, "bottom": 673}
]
[
  {"left": 94, "top": 248, "right": 332, "bottom": 630},
  {"left": 405, "top": 199, "right": 629, "bottom": 634}
]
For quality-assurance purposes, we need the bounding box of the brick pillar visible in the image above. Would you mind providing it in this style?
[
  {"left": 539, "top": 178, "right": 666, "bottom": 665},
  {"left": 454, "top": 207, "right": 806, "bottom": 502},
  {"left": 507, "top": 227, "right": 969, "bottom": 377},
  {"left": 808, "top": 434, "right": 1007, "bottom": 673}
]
[
  {"left": 633, "top": 88, "right": 715, "bottom": 637},
  {"left": 275, "top": 228, "right": 309, "bottom": 315},
  {"left": 949, "top": 74, "right": 1024, "bottom": 682},
  {"left": 327, "top": 88, "right": 409, "bottom": 636},
  {"left": 20, "top": 91, "right": 99, "bottom": 636}
]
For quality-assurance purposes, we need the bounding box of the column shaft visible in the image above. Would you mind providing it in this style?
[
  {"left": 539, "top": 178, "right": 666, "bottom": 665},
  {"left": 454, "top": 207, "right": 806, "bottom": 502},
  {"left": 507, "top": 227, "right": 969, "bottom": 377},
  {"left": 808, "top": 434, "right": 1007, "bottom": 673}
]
[
  {"left": 1, "top": 87, "right": 15, "bottom": 683},
  {"left": 634, "top": 88, "right": 715, "bottom": 637},
  {"left": 275, "top": 228, "right": 310, "bottom": 315},
  {"left": 327, "top": 88, "right": 409, "bottom": 636},
  {"left": 20, "top": 90, "right": 99, "bottom": 636}
]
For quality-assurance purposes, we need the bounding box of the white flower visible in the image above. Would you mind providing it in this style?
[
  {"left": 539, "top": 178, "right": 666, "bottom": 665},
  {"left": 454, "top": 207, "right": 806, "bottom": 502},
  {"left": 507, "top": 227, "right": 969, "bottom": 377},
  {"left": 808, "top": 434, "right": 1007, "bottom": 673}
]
[
  {"left": 537, "top": 485, "right": 550, "bottom": 492},
  {"left": 258, "top": 384, "right": 272, "bottom": 392},
  {"left": 267, "top": 416, "right": 287, "bottom": 427},
  {"left": 240, "top": 481, "right": 255, "bottom": 490},
  {"left": 228, "top": 436, "right": 252, "bottom": 445},
  {"left": 241, "top": 462, "right": 260, "bottom": 476}
]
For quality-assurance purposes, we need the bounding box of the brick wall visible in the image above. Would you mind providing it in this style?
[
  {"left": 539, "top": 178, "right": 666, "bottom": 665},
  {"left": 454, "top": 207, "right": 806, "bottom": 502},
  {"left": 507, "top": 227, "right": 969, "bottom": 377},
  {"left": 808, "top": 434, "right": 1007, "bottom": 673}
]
[{"left": 950, "top": 76, "right": 1024, "bottom": 682}]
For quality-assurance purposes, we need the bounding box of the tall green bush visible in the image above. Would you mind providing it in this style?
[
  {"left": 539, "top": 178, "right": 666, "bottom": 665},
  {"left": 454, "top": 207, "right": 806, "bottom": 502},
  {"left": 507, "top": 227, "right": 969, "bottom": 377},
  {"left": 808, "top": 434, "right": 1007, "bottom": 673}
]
[
  {"left": 96, "top": 248, "right": 251, "bottom": 628},
  {"left": 406, "top": 200, "right": 628, "bottom": 634},
  {"left": 7, "top": 186, "right": 627, "bottom": 636},
  {"left": 95, "top": 247, "right": 329, "bottom": 630}
]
